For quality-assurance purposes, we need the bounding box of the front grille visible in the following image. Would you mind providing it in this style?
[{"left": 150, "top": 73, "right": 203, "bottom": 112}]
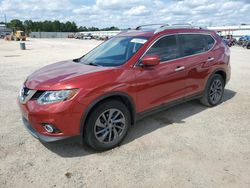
[
  {"left": 22, "top": 87, "right": 44, "bottom": 100},
  {"left": 31, "top": 90, "right": 44, "bottom": 100},
  {"left": 19, "top": 86, "right": 37, "bottom": 104},
  {"left": 23, "top": 87, "right": 30, "bottom": 97}
]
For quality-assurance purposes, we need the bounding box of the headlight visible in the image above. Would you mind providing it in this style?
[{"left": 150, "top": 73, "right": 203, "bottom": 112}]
[{"left": 37, "top": 89, "right": 78, "bottom": 105}]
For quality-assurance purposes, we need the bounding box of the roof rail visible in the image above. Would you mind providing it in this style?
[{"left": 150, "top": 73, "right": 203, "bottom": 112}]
[
  {"left": 134, "top": 23, "right": 203, "bottom": 33},
  {"left": 172, "top": 23, "right": 192, "bottom": 27},
  {"left": 135, "top": 24, "right": 167, "bottom": 30},
  {"left": 154, "top": 24, "right": 202, "bottom": 33}
]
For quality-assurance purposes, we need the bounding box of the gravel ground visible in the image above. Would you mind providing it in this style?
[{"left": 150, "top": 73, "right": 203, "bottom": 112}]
[{"left": 0, "top": 38, "right": 250, "bottom": 188}]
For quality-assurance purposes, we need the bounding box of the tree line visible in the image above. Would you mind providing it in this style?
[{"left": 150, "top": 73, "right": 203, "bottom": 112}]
[{"left": 1, "top": 19, "right": 120, "bottom": 32}]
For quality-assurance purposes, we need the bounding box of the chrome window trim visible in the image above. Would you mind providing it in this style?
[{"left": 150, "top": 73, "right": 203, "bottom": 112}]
[{"left": 135, "top": 32, "right": 216, "bottom": 67}]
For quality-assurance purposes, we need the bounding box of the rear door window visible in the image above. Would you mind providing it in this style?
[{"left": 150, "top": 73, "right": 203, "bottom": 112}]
[{"left": 179, "top": 34, "right": 207, "bottom": 57}]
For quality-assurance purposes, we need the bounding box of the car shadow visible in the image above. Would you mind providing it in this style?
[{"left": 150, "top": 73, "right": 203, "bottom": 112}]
[
  {"left": 124, "top": 89, "right": 237, "bottom": 144},
  {"left": 42, "top": 89, "right": 236, "bottom": 158},
  {"left": 41, "top": 136, "right": 96, "bottom": 157}
]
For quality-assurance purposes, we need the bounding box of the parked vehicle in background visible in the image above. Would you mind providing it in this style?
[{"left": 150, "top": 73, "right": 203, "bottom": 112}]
[
  {"left": 223, "top": 38, "right": 230, "bottom": 46},
  {"left": 243, "top": 40, "right": 250, "bottom": 49},
  {"left": 67, "top": 34, "right": 75, "bottom": 38},
  {"left": 220, "top": 35, "right": 236, "bottom": 47},
  {"left": 238, "top": 35, "right": 250, "bottom": 48},
  {"left": 82, "top": 33, "right": 92, "bottom": 40},
  {"left": 3, "top": 30, "right": 26, "bottom": 41},
  {"left": 229, "top": 38, "right": 236, "bottom": 46},
  {"left": 74, "top": 33, "right": 83, "bottom": 39},
  {"left": 0, "top": 31, "right": 11, "bottom": 39},
  {"left": 94, "top": 35, "right": 109, "bottom": 41},
  {"left": 18, "top": 24, "right": 231, "bottom": 150}
]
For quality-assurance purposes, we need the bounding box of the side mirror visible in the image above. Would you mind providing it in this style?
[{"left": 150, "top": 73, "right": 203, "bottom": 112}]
[{"left": 141, "top": 55, "right": 160, "bottom": 67}]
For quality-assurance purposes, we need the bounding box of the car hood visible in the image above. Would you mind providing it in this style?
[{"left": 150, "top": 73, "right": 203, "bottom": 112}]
[{"left": 25, "top": 60, "right": 111, "bottom": 90}]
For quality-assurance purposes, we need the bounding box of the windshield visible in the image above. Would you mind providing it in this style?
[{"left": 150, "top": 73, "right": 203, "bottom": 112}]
[{"left": 79, "top": 36, "right": 148, "bottom": 67}]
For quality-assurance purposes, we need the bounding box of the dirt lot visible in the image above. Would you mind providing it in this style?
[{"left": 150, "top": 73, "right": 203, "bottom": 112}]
[{"left": 0, "top": 38, "right": 250, "bottom": 188}]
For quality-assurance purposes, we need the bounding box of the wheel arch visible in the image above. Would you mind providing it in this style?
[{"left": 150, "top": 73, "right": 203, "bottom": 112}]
[
  {"left": 80, "top": 92, "right": 136, "bottom": 139},
  {"left": 213, "top": 69, "right": 227, "bottom": 84},
  {"left": 202, "top": 68, "right": 227, "bottom": 96}
]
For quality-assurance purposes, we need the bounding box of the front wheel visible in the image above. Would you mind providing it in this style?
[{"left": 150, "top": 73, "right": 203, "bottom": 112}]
[
  {"left": 200, "top": 74, "right": 225, "bottom": 107},
  {"left": 84, "top": 100, "right": 130, "bottom": 150}
]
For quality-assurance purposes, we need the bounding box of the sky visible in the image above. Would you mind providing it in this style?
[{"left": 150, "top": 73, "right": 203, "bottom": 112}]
[{"left": 0, "top": 0, "right": 250, "bottom": 28}]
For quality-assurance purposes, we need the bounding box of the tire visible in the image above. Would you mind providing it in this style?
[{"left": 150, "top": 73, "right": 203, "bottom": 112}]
[
  {"left": 84, "top": 100, "right": 131, "bottom": 150},
  {"left": 247, "top": 42, "right": 250, "bottom": 49},
  {"left": 200, "top": 74, "right": 225, "bottom": 107}
]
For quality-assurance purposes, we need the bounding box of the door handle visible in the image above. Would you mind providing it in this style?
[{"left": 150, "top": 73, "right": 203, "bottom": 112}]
[
  {"left": 207, "top": 57, "right": 215, "bottom": 62},
  {"left": 175, "top": 66, "right": 185, "bottom": 72}
]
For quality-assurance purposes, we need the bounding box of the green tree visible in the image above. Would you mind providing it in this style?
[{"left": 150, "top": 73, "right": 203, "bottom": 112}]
[
  {"left": 23, "top": 20, "right": 34, "bottom": 33},
  {"left": 71, "top": 22, "right": 78, "bottom": 32},
  {"left": 6, "top": 19, "right": 120, "bottom": 32},
  {"left": 88, "top": 27, "right": 100, "bottom": 31},
  {"left": 101, "top": 26, "right": 119, "bottom": 31},
  {"left": 78, "top": 26, "right": 88, "bottom": 31},
  {"left": 7, "top": 19, "right": 24, "bottom": 31},
  {"left": 43, "top": 20, "right": 53, "bottom": 32},
  {"left": 64, "top": 21, "right": 78, "bottom": 32},
  {"left": 52, "top": 20, "right": 61, "bottom": 32}
]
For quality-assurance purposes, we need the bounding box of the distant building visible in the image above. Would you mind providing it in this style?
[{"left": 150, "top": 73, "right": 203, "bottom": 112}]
[
  {"left": 0, "top": 24, "right": 12, "bottom": 33},
  {"left": 208, "top": 25, "right": 250, "bottom": 39}
]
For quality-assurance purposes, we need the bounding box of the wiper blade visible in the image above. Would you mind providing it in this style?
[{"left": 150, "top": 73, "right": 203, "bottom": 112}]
[
  {"left": 86, "top": 62, "right": 102, "bottom": 67},
  {"left": 73, "top": 58, "right": 80, "bottom": 62}
]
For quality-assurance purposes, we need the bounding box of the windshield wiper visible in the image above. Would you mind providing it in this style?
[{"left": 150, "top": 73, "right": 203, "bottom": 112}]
[
  {"left": 86, "top": 62, "right": 101, "bottom": 67},
  {"left": 73, "top": 58, "right": 80, "bottom": 62}
]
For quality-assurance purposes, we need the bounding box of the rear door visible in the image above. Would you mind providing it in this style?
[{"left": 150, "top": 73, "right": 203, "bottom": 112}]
[
  {"left": 178, "top": 33, "right": 216, "bottom": 97},
  {"left": 134, "top": 34, "right": 189, "bottom": 112}
]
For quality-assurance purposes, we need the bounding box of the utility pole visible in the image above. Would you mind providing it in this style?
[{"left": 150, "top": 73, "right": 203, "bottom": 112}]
[{"left": 4, "top": 14, "right": 7, "bottom": 24}]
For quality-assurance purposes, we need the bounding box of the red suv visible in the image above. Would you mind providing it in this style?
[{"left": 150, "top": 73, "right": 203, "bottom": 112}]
[{"left": 18, "top": 24, "right": 231, "bottom": 150}]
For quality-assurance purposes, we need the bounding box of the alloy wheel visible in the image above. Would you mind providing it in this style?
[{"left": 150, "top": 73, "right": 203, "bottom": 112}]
[
  {"left": 94, "top": 108, "right": 126, "bottom": 144},
  {"left": 209, "top": 79, "right": 223, "bottom": 104}
]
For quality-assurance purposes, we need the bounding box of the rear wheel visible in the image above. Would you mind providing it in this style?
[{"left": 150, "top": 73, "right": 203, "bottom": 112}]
[
  {"left": 200, "top": 74, "right": 225, "bottom": 107},
  {"left": 84, "top": 100, "right": 130, "bottom": 150}
]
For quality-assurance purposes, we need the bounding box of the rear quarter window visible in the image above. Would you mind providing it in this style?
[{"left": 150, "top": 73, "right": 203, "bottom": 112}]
[{"left": 204, "top": 34, "right": 216, "bottom": 50}]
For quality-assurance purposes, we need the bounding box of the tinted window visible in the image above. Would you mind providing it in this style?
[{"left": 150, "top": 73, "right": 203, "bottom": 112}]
[
  {"left": 146, "top": 35, "right": 180, "bottom": 61},
  {"left": 179, "top": 34, "right": 207, "bottom": 56},
  {"left": 204, "top": 35, "right": 215, "bottom": 50}
]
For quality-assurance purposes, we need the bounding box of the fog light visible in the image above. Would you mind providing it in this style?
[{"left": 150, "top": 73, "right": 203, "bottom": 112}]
[{"left": 43, "top": 124, "right": 55, "bottom": 133}]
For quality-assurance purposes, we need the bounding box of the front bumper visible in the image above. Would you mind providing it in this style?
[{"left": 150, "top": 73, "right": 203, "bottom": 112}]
[
  {"left": 17, "top": 95, "right": 86, "bottom": 142},
  {"left": 22, "top": 117, "right": 69, "bottom": 142}
]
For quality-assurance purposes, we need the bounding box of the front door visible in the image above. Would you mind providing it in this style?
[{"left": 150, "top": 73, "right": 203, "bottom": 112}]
[{"left": 134, "top": 34, "right": 189, "bottom": 113}]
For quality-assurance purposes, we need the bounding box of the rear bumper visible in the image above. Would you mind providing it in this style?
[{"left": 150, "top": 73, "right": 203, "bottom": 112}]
[
  {"left": 22, "top": 117, "right": 70, "bottom": 142},
  {"left": 226, "top": 64, "right": 231, "bottom": 84}
]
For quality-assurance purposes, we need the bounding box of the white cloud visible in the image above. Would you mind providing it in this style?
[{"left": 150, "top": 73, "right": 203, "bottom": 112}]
[
  {"left": 124, "top": 5, "right": 149, "bottom": 16},
  {"left": 96, "top": 0, "right": 143, "bottom": 9},
  {"left": 72, "top": 5, "right": 98, "bottom": 15},
  {"left": 0, "top": 0, "right": 250, "bottom": 28}
]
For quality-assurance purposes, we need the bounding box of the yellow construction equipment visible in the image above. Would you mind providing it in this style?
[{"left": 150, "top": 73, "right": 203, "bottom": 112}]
[{"left": 13, "top": 30, "right": 26, "bottom": 41}]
